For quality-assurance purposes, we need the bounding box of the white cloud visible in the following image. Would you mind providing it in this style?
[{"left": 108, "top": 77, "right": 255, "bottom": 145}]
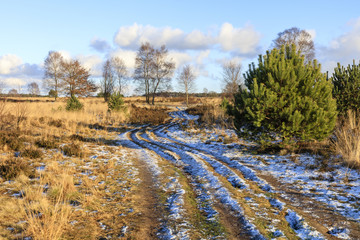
[
  {"left": 168, "top": 51, "right": 193, "bottom": 68},
  {"left": 306, "top": 29, "right": 316, "bottom": 40},
  {"left": 218, "top": 23, "right": 261, "bottom": 56},
  {"left": 114, "top": 23, "right": 213, "bottom": 50},
  {"left": 77, "top": 54, "right": 103, "bottom": 77},
  {"left": 196, "top": 50, "right": 211, "bottom": 65},
  {"left": 0, "top": 54, "right": 23, "bottom": 74},
  {"left": 110, "top": 49, "right": 137, "bottom": 69},
  {"left": 2, "top": 77, "right": 26, "bottom": 87},
  {"left": 58, "top": 50, "right": 72, "bottom": 61},
  {"left": 319, "top": 17, "right": 360, "bottom": 73}
]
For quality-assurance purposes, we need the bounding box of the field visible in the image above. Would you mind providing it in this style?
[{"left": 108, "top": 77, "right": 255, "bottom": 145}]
[{"left": 0, "top": 96, "right": 359, "bottom": 239}]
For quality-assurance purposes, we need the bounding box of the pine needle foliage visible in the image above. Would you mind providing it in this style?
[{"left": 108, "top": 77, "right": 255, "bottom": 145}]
[
  {"left": 332, "top": 60, "right": 360, "bottom": 116},
  {"left": 107, "top": 93, "right": 125, "bottom": 112},
  {"left": 65, "top": 95, "right": 83, "bottom": 111},
  {"left": 233, "top": 45, "right": 337, "bottom": 145}
]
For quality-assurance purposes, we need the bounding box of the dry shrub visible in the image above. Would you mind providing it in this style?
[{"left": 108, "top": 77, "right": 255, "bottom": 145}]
[
  {"left": 62, "top": 142, "right": 84, "bottom": 158},
  {"left": 21, "top": 147, "right": 43, "bottom": 159},
  {"left": 0, "top": 130, "right": 25, "bottom": 151},
  {"left": 186, "top": 104, "right": 232, "bottom": 127},
  {"left": 0, "top": 157, "right": 33, "bottom": 180},
  {"left": 333, "top": 110, "right": 360, "bottom": 168},
  {"left": 35, "top": 137, "right": 59, "bottom": 149},
  {"left": 129, "top": 104, "right": 169, "bottom": 124}
]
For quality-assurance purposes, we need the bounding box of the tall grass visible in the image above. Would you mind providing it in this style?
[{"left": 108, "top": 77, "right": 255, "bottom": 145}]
[
  {"left": 333, "top": 110, "right": 360, "bottom": 168},
  {"left": 22, "top": 172, "right": 75, "bottom": 240}
]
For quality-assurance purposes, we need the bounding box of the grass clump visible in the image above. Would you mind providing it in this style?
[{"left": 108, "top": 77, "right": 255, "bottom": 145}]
[
  {"left": 62, "top": 142, "right": 83, "bottom": 157},
  {"left": 21, "top": 147, "right": 43, "bottom": 159},
  {"left": 333, "top": 110, "right": 360, "bottom": 168},
  {"left": 0, "top": 130, "right": 25, "bottom": 151},
  {"left": 35, "top": 138, "right": 59, "bottom": 149},
  {"left": 0, "top": 158, "right": 33, "bottom": 180},
  {"left": 66, "top": 95, "right": 83, "bottom": 111}
]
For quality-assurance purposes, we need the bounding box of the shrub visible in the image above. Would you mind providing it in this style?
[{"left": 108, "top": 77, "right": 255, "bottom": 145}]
[
  {"left": 0, "top": 158, "right": 32, "bottom": 180},
  {"left": 332, "top": 60, "right": 360, "bottom": 116},
  {"left": 62, "top": 143, "right": 83, "bottom": 157},
  {"left": 233, "top": 45, "right": 337, "bottom": 146},
  {"left": 0, "top": 130, "right": 24, "bottom": 151},
  {"left": 332, "top": 110, "right": 360, "bottom": 168},
  {"left": 35, "top": 138, "right": 59, "bottom": 149},
  {"left": 48, "top": 89, "right": 58, "bottom": 98},
  {"left": 65, "top": 95, "right": 83, "bottom": 111},
  {"left": 129, "top": 105, "right": 169, "bottom": 125},
  {"left": 21, "top": 147, "right": 43, "bottom": 159},
  {"left": 107, "top": 93, "right": 125, "bottom": 112}
]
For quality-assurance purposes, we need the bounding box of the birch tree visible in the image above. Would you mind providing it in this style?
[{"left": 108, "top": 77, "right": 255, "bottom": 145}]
[{"left": 177, "top": 65, "right": 196, "bottom": 107}]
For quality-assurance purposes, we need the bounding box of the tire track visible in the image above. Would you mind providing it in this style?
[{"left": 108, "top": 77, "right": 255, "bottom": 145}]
[
  {"left": 128, "top": 126, "right": 264, "bottom": 239},
  {"left": 148, "top": 110, "right": 331, "bottom": 239}
]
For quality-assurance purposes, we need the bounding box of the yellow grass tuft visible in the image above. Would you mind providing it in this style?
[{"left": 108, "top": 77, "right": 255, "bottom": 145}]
[{"left": 333, "top": 110, "right": 360, "bottom": 168}]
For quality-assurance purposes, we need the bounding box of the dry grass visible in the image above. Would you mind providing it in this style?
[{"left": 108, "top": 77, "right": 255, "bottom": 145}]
[
  {"left": 128, "top": 104, "right": 170, "bottom": 124},
  {"left": 333, "top": 110, "right": 360, "bottom": 168},
  {"left": 22, "top": 174, "right": 74, "bottom": 240},
  {"left": 186, "top": 103, "right": 232, "bottom": 128}
]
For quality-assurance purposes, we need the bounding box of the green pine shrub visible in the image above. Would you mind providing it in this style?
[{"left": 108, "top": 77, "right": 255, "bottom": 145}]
[
  {"left": 232, "top": 45, "right": 337, "bottom": 147},
  {"left": 107, "top": 93, "right": 125, "bottom": 112},
  {"left": 332, "top": 60, "right": 360, "bottom": 116},
  {"left": 65, "top": 95, "right": 83, "bottom": 111}
]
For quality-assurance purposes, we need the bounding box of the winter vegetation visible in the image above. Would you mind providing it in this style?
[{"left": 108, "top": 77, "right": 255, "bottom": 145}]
[{"left": 1, "top": 25, "right": 360, "bottom": 239}]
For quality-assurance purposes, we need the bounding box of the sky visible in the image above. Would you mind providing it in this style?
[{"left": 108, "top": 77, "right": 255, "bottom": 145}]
[{"left": 1, "top": 0, "right": 360, "bottom": 95}]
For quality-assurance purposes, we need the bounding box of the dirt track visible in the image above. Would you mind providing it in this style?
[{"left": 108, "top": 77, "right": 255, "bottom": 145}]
[{"left": 114, "top": 109, "right": 360, "bottom": 239}]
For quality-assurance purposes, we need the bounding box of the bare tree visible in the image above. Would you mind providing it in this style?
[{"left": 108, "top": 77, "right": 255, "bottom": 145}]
[
  {"left": 134, "top": 42, "right": 155, "bottom": 104},
  {"left": 273, "top": 27, "right": 315, "bottom": 62},
  {"left": 150, "top": 45, "right": 175, "bottom": 104},
  {"left": 61, "top": 59, "right": 96, "bottom": 97},
  {"left": 101, "top": 59, "right": 115, "bottom": 102},
  {"left": 221, "top": 60, "right": 242, "bottom": 101},
  {"left": 0, "top": 80, "right": 5, "bottom": 94},
  {"left": 43, "top": 51, "right": 64, "bottom": 101},
  {"left": 111, "top": 57, "right": 128, "bottom": 96},
  {"left": 177, "top": 65, "right": 196, "bottom": 107},
  {"left": 8, "top": 89, "right": 18, "bottom": 95},
  {"left": 27, "top": 82, "right": 40, "bottom": 96}
]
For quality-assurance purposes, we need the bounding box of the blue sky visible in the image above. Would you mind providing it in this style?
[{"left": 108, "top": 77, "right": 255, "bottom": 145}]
[{"left": 1, "top": 0, "right": 360, "bottom": 95}]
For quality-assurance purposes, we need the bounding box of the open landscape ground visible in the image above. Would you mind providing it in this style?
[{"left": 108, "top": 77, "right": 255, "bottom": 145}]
[{"left": 0, "top": 97, "right": 359, "bottom": 239}]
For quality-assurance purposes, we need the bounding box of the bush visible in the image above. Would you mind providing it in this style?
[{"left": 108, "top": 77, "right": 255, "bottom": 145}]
[
  {"left": 232, "top": 45, "right": 337, "bottom": 146},
  {"left": 129, "top": 105, "right": 168, "bottom": 125},
  {"left": 0, "top": 158, "right": 32, "bottom": 180},
  {"left": 35, "top": 138, "right": 59, "bottom": 149},
  {"left": 332, "top": 60, "right": 360, "bottom": 116},
  {"left": 108, "top": 93, "right": 125, "bottom": 112},
  {"left": 21, "top": 147, "right": 43, "bottom": 159},
  {"left": 62, "top": 143, "right": 83, "bottom": 157},
  {"left": 48, "top": 89, "right": 58, "bottom": 98},
  {"left": 65, "top": 95, "right": 83, "bottom": 111},
  {"left": 0, "top": 130, "right": 24, "bottom": 151}
]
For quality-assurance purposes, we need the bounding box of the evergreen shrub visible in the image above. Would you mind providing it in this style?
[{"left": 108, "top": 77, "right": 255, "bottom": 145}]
[{"left": 232, "top": 45, "right": 337, "bottom": 146}]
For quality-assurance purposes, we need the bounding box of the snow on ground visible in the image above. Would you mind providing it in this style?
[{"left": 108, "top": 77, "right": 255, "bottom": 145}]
[
  {"left": 161, "top": 110, "right": 360, "bottom": 238},
  {"left": 118, "top": 129, "right": 190, "bottom": 239}
]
